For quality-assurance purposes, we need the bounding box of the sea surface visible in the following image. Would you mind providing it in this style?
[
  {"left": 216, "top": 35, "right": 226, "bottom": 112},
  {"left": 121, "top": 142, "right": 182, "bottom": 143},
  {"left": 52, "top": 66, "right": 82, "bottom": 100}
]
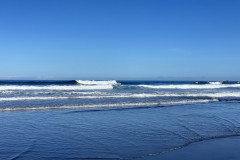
[{"left": 0, "top": 80, "right": 240, "bottom": 159}]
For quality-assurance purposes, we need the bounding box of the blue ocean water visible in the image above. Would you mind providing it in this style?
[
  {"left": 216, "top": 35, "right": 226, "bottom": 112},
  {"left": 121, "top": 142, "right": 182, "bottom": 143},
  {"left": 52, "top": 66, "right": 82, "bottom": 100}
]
[
  {"left": 0, "top": 80, "right": 240, "bottom": 159},
  {"left": 0, "top": 80, "right": 240, "bottom": 111}
]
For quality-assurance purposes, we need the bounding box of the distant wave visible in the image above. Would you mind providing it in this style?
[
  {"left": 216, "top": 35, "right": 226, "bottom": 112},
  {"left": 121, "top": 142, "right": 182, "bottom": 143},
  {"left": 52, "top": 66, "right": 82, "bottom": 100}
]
[
  {"left": 209, "top": 81, "right": 222, "bottom": 85},
  {"left": 194, "top": 81, "right": 209, "bottom": 84},
  {"left": 139, "top": 84, "right": 240, "bottom": 89},
  {"left": 0, "top": 99, "right": 218, "bottom": 112},
  {"left": 0, "top": 80, "right": 119, "bottom": 86},
  {"left": 0, "top": 80, "right": 238, "bottom": 86},
  {"left": 1, "top": 83, "right": 240, "bottom": 90},
  {"left": 0, "top": 80, "right": 77, "bottom": 85},
  {"left": 0, "top": 85, "right": 113, "bottom": 90},
  {"left": 76, "top": 80, "right": 118, "bottom": 85},
  {"left": 194, "top": 81, "right": 222, "bottom": 85}
]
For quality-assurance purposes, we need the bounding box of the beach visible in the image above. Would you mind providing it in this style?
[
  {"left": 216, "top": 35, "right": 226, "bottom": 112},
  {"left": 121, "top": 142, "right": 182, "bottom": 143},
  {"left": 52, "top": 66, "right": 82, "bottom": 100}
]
[{"left": 0, "top": 81, "right": 240, "bottom": 160}]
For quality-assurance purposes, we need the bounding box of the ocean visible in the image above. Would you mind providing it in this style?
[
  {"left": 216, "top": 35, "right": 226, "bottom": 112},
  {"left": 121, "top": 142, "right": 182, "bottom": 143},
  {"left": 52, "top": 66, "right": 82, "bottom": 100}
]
[{"left": 0, "top": 80, "right": 240, "bottom": 159}]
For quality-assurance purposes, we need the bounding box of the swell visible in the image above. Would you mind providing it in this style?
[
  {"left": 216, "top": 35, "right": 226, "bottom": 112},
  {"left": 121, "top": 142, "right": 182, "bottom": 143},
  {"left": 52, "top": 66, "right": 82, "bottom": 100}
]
[
  {"left": 0, "top": 80, "right": 119, "bottom": 86},
  {"left": 120, "top": 81, "right": 240, "bottom": 85},
  {"left": 0, "top": 80, "right": 77, "bottom": 85},
  {"left": 0, "top": 80, "right": 238, "bottom": 86},
  {"left": 139, "top": 84, "right": 240, "bottom": 89},
  {"left": 0, "top": 85, "right": 113, "bottom": 90}
]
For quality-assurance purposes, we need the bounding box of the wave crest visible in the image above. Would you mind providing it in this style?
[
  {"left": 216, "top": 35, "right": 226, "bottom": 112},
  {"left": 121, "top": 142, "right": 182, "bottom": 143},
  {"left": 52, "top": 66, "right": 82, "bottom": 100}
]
[
  {"left": 76, "top": 80, "right": 118, "bottom": 85},
  {"left": 209, "top": 82, "right": 222, "bottom": 85}
]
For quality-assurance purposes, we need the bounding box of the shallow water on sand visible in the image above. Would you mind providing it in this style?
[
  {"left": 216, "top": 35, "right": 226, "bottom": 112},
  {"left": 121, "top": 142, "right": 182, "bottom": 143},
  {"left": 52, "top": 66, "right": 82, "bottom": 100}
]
[
  {"left": 140, "top": 136, "right": 240, "bottom": 160},
  {"left": 0, "top": 101, "right": 240, "bottom": 160}
]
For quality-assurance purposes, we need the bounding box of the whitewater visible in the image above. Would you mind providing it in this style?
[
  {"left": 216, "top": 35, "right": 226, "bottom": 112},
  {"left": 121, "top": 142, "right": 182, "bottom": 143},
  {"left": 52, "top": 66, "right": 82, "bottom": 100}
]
[{"left": 0, "top": 80, "right": 240, "bottom": 111}]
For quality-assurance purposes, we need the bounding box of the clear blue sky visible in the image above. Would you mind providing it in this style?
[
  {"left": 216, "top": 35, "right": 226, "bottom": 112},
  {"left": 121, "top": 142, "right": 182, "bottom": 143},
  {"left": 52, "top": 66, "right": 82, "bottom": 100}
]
[{"left": 0, "top": 0, "right": 240, "bottom": 80}]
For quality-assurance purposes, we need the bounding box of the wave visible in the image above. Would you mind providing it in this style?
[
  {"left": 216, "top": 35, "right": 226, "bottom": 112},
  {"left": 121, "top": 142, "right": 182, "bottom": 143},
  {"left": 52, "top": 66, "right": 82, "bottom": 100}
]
[
  {"left": 209, "top": 82, "right": 222, "bottom": 85},
  {"left": 0, "top": 80, "right": 238, "bottom": 86},
  {"left": 0, "top": 97, "right": 75, "bottom": 101},
  {"left": 76, "top": 80, "right": 118, "bottom": 85},
  {"left": 120, "top": 81, "right": 192, "bottom": 85},
  {"left": 120, "top": 81, "right": 239, "bottom": 85},
  {"left": 0, "top": 99, "right": 218, "bottom": 112},
  {"left": 194, "top": 81, "right": 209, "bottom": 84},
  {"left": 139, "top": 84, "right": 240, "bottom": 89},
  {"left": 0, "top": 80, "right": 119, "bottom": 86},
  {"left": 0, "top": 95, "right": 160, "bottom": 101},
  {"left": 0, "top": 85, "right": 113, "bottom": 90},
  {"left": 194, "top": 81, "right": 222, "bottom": 85},
  {"left": 0, "top": 80, "right": 77, "bottom": 85},
  {"left": 124, "top": 92, "right": 240, "bottom": 98},
  {"left": 2, "top": 84, "right": 239, "bottom": 91},
  {"left": 0, "top": 91, "right": 15, "bottom": 94},
  {"left": 2, "top": 92, "right": 239, "bottom": 102}
]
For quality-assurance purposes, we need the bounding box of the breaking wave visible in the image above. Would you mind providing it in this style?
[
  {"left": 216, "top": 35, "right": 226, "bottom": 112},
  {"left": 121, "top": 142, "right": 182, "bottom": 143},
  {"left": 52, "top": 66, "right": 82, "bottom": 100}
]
[
  {"left": 0, "top": 80, "right": 119, "bottom": 90},
  {"left": 2, "top": 84, "right": 240, "bottom": 90},
  {"left": 76, "top": 80, "right": 118, "bottom": 85},
  {"left": 1, "top": 80, "right": 240, "bottom": 113},
  {"left": 209, "top": 81, "right": 222, "bottom": 85},
  {"left": 0, "top": 80, "right": 119, "bottom": 86}
]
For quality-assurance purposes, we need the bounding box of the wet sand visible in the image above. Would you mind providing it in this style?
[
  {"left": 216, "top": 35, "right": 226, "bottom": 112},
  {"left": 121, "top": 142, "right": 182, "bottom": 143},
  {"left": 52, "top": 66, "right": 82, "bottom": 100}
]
[
  {"left": 1, "top": 101, "right": 240, "bottom": 159},
  {"left": 139, "top": 136, "right": 240, "bottom": 160}
]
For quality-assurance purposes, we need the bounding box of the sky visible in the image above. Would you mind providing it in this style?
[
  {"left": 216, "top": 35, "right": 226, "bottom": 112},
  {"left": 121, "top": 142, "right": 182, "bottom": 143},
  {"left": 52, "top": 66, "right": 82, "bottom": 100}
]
[{"left": 0, "top": 0, "right": 240, "bottom": 80}]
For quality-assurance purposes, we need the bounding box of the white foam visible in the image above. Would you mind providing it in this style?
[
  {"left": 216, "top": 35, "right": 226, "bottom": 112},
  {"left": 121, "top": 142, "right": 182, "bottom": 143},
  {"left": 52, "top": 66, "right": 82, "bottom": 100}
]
[
  {"left": 127, "top": 92, "right": 240, "bottom": 98},
  {"left": 0, "top": 96, "right": 110, "bottom": 101},
  {"left": 0, "top": 99, "right": 217, "bottom": 112},
  {"left": 2, "top": 92, "right": 237, "bottom": 102},
  {"left": 188, "top": 92, "right": 240, "bottom": 98},
  {"left": 120, "top": 92, "right": 240, "bottom": 98},
  {"left": 0, "top": 85, "right": 113, "bottom": 90},
  {"left": 61, "top": 91, "right": 101, "bottom": 95},
  {"left": 0, "top": 94, "right": 156, "bottom": 101},
  {"left": 209, "top": 82, "right": 222, "bottom": 85},
  {"left": 0, "top": 97, "right": 66, "bottom": 101},
  {"left": 76, "top": 80, "right": 118, "bottom": 85},
  {"left": 0, "top": 94, "right": 154, "bottom": 101},
  {"left": 139, "top": 84, "right": 240, "bottom": 89},
  {"left": 0, "top": 91, "right": 14, "bottom": 94}
]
